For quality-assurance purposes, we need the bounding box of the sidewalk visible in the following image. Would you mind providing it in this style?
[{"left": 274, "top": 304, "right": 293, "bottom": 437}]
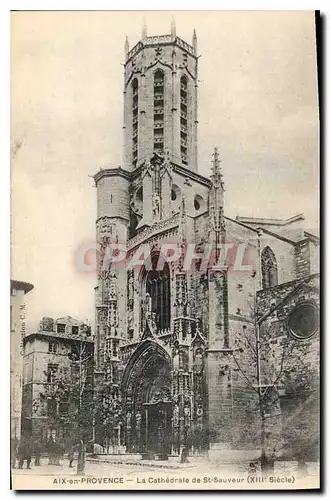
[
  {"left": 86, "top": 454, "right": 197, "bottom": 470},
  {"left": 85, "top": 453, "right": 319, "bottom": 477}
]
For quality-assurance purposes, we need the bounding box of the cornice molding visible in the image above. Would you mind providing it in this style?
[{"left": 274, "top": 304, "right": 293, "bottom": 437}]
[{"left": 93, "top": 167, "right": 131, "bottom": 185}]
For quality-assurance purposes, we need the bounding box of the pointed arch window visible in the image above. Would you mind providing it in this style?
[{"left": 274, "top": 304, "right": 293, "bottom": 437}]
[
  {"left": 132, "top": 78, "right": 139, "bottom": 164},
  {"left": 140, "top": 255, "right": 171, "bottom": 332},
  {"left": 153, "top": 69, "right": 164, "bottom": 154},
  {"left": 261, "top": 246, "right": 278, "bottom": 289},
  {"left": 180, "top": 75, "right": 188, "bottom": 165}
]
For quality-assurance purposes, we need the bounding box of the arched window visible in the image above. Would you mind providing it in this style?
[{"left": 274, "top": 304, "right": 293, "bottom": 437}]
[
  {"left": 261, "top": 246, "right": 278, "bottom": 289},
  {"left": 140, "top": 255, "right": 171, "bottom": 332},
  {"left": 132, "top": 78, "right": 139, "bottom": 164},
  {"left": 153, "top": 70, "right": 164, "bottom": 154},
  {"left": 180, "top": 75, "right": 188, "bottom": 164}
]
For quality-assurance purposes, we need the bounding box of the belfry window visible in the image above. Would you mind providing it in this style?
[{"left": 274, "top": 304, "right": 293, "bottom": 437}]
[
  {"left": 132, "top": 78, "right": 139, "bottom": 165},
  {"left": 153, "top": 69, "right": 164, "bottom": 154},
  {"left": 180, "top": 75, "right": 188, "bottom": 165},
  {"left": 141, "top": 258, "right": 171, "bottom": 332},
  {"left": 261, "top": 246, "right": 278, "bottom": 289},
  {"left": 101, "top": 278, "right": 109, "bottom": 304}
]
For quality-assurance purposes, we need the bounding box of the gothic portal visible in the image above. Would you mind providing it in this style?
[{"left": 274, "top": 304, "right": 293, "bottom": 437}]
[{"left": 121, "top": 340, "right": 172, "bottom": 457}]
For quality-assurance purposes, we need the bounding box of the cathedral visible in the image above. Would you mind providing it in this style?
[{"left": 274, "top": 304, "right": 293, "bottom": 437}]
[{"left": 93, "top": 23, "right": 319, "bottom": 461}]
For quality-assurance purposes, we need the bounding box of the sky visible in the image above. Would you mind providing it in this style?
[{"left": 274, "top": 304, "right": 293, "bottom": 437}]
[{"left": 11, "top": 11, "right": 319, "bottom": 331}]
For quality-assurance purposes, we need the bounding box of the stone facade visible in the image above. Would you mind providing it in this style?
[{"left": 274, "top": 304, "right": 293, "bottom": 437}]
[
  {"left": 10, "top": 280, "right": 34, "bottom": 440},
  {"left": 22, "top": 316, "right": 94, "bottom": 445},
  {"left": 93, "top": 25, "right": 320, "bottom": 459},
  {"left": 123, "top": 25, "right": 198, "bottom": 171},
  {"left": 256, "top": 274, "right": 320, "bottom": 461}
]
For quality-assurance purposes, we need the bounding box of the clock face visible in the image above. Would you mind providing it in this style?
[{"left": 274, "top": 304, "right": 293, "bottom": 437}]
[{"left": 288, "top": 302, "right": 319, "bottom": 340}]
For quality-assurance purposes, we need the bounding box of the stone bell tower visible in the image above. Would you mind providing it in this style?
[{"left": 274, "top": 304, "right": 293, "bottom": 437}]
[
  {"left": 93, "top": 22, "right": 213, "bottom": 455},
  {"left": 123, "top": 20, "right": 198, "bottom": 171}
]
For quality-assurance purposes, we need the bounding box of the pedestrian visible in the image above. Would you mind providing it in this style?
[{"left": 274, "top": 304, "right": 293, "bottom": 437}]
[
  {"left": 76, "top": 440, "right": 86, "bottom": 476},
  {"left": 46, "top": 436, "right": 58, "bottom": 465},
  {"left": 34, "top": 439, "right": 42, "bottom": 466},
  {"left": 248, "top": 461, "right": 257, "bottom": 475},
  {"left": 11, "top": 437, "right": 18, "bottom": 469},
  {"left": 67, "top": 444, "right": 75, "bottom": 468},
  {"left": 47, "top": 435, "right": 61, "bottom": 465},
  {"left": 180, "top": 445, "right": 189, "bottom": 464},
  {"left": 18, "top": 437, "right": 32, "bottom": 469},
  {"left": 297, "top": 458, "right": 308, "bottom": 477}
]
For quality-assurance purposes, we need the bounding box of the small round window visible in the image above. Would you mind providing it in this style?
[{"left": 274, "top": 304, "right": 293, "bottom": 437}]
[{"left": 288, "top": 302, "right": 319, "bottom": 340}]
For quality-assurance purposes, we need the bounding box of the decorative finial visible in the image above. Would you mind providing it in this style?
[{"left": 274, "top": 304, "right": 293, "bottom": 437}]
[
  {"left": 142, "top": 19, "right": 147, "bottom": 41},
  {"left": 124, "top": 36, "right": 129, "bottom": 55},
  {"left": 210, "top": 147, "right": 226, "bottom": 237},
  {"left": 171, "top": 17, "right": 176, "bottom": 39},
  {"left": 212, "top": 147, "right": 219, "bottom": 173},
  {"left": 211, "top": 147, "right": 224, "bottom": 188},
  {"left": 192, "top": 28, "right": 197, "bottom": 54}
]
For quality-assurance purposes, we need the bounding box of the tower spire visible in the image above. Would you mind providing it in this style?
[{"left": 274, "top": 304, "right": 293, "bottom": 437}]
[
  {"left": 171, "top": 16, "right": 176, "bottom": 39},
  {"left": 192, "top": 28, "right": 197, "bottom": 54},
  {"left": 142, "top": 19, "right": 147, "bottom": 41},
  {"left": 210, "top": 146, "right": 225, "bottom": 240},
  {"left": 124, "top": 36, "right": 129, "bottom": 56},
  {"left": 211, "top": 147, "right": 224, "bottom": 188}
]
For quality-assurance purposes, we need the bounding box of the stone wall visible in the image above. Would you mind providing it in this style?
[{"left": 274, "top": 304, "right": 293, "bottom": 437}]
[
  {"left": 256, "top": 274, "right": 320, "bottom": 460},
  {"left": 294, "top": 239, "right": 311, "bottom": 278},
  {"left": 22, "top": 330, "right": 94, "bottom": 443},
  {"left": 97, "top": 174, "right": 130, "bottom": 221},
  {"left": 123, "top": 39, "right": 198, "bottom": 169}
]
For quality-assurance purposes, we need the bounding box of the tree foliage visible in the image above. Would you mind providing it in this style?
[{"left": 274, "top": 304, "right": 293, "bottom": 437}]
[
  {"left": 93, "top": 366, "right": 123, "bottom": 449},
  {"left": 231, "top": 298, "right": 319, "bottom": 466}
]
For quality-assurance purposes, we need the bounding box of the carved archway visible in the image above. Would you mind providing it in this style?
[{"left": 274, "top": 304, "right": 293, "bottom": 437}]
[{"left": 122, "top": 340, "right": 172, "bottom": 456}]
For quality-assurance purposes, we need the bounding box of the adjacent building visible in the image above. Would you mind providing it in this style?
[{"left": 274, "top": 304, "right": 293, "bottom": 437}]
[
  {"left": 10, "top": 279, "right": 34, "bottom": 440},
  {"left": 21, "top": 316, "right": 94, "bottom": 444}
]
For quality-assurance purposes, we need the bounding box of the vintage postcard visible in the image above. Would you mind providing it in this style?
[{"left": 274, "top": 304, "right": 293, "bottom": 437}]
[{"left": 10, "top": 10, "right": 320, "bottom": 490}]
